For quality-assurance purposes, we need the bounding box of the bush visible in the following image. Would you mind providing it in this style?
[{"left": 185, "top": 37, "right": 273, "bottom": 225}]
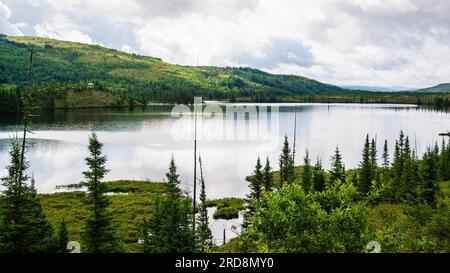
[
  {"left": 213, "top": 207, "right": 240, "bottom": 220},
  {"left": 206, "top": 197, "right": 245, "bottom": 220},
  {"left": 426, "top": 199, "right": 450, "bottom": 252},
  {"left": 241, "top": 182, "right": 371, "bottom": 253}
]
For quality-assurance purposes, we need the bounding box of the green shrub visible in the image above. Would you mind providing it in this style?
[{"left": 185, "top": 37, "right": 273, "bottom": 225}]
[
  {"left": 241, "top": 182, "right": 371, "bottom": 253},
  {"left": 213, "top": 207, "right": 240, "bottom": 220}
]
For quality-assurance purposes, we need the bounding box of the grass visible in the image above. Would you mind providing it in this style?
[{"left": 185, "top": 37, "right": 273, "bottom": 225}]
[
  {"left": 206, "top": 197, "right": 245, "bottom": 210},
  {"left": 216, "top": 237, "right": 244, "bottom": 253},
  {"left": 213, "top": 207, "right": 240, "bottom": 220},
  {"left": 40, "top": 180, "right": 245, "bottom": 252},
  {"left": 206, "top": 197, "right": 245, "bottom": 220},
  {"left": 40, "top": 180, "right": 168, "bottom": 253}
]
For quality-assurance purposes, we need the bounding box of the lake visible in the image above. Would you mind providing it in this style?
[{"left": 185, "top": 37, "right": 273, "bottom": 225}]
[{"left": 0, "top": 103, "right": 449, "bottom": 200}]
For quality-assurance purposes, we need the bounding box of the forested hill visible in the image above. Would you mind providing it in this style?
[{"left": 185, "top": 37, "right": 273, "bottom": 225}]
[
  {"left": 416, "top": 83, "right": 450, "bottom": 93},
  {"left": 0, "top": 35, "right": 344, "bottom": 104}
]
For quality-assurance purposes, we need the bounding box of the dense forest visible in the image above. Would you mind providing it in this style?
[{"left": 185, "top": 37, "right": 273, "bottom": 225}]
[
  {"left": 0, "top": 35, "right": 342, "bottom": 109},
  {"left": 1, "top": 35, "right": 449, "bottom": 116},
  {"left": 237, "top": 134, "right": 450, "bottom": 253}
]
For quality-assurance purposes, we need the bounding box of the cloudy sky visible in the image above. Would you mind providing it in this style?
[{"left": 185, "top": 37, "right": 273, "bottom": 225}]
[{"left": 1, "top": 0, "right": 449, "bottom": 88}]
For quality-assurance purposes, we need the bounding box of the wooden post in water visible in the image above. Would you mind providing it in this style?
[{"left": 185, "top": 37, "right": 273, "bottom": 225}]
[{"left": 223, "top": 228, "right": 226, "bottom": 245}]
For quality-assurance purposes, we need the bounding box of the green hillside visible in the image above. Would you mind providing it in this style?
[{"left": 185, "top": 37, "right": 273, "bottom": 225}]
[
  {"left": 1, "top": 35, "right": 449, "bottom": 114},
  {"left": 0, "top": 35, "right": 343, "bottom": 104},
  {"left": 416, "top": 83, "right": 450, "bottom": 93}
]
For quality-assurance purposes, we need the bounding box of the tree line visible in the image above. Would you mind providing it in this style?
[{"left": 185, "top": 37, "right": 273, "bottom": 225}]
[
  {"left": 240, "top": 132, "right": 450, "bottom": 252},
  {"left": 2, "top": 35, "right": 449, "bottom": 115},
  {"left": 1, "top": 128, "right": 449, "bottom": 252},
  {"left": 0, "top": 129, "right": 213, "bottom": 253}
]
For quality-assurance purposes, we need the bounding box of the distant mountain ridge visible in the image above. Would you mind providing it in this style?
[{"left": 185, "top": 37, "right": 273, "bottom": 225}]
[
  {"left": 339, "top": 85, "right": 418, "bottom": 92},
  {"left": 415, "top": 83, "right": 450, "bottom": 93}
]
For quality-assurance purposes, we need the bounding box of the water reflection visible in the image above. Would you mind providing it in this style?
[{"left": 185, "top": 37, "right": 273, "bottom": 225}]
[{"left": 0, "top": 103, "right": 448, "bottom": 199}]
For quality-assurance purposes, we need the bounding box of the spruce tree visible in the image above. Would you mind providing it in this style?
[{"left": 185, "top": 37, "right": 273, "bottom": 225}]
[
  {"left": 439, "top": 139, "right": 450, "bottom": 181},
  {"left": 381, "top": 139, "right": 390, "bottom": 184},
  {"left": 58, "top": 219, "right": 69, "bottom": 253},
  {"left": 358, "top": 135, "right": 372, "bottom": 194},
  {"left": 312, "top": 158, "right": 326, "bottom": 192},
  {"left": 330, "top": 146, "right": 345, "bottom": 184},
  {"left": 382, "top": 140, "right": 390, "bottom": 169},
  {"left": 244, "top": 157, "right": 264, "bottom": 228},
  {"left": 142, "top": 197, "right": 165, "bottom": 252},
  {"left": 248, "top": 157, "right": 263, "bottom": 202},
  {"left": 0, "top": 138, "right": 57, "bottom": 253},
  {"left": 398, "top": 137, "right": 416, "bottom": 201},
  {"left": 263, "top": 157, "right": 273, "bottom": 192},
  {"left": 26, "top": 177, "right": 58, "bottom": 252},
  {"left": 421, "top": 147, "right": 439, "bottom": 206},
  {"left": 197, "top": 156, "right": 212, "bottom": 251},
  {"left": 301, "top": 150, "right": 312, "bottom": 193},
  {"left": 0, "top": 138, "right": 29, "bottom": 253},
  {"left": 370, "top": 138, "right": 378, "bottom": 184},
  {"left": 143, "top": 157, "right": 195, "bottom": 253},
  {"left": 391, "top": 133, "right": 406, "bottom": 200},
  {"left": 422, "top": 146, "right": 439, "bottom": 182},
  {"left": 82, "top": 133, "right": 122, "bottom": 253},
  {"left": 279, "top": 136, "right": 294, "bottom": 185}
]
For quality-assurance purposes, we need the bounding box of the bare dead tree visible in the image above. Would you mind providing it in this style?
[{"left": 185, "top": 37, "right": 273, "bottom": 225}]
[{"left": 18, "top": 47, "right": 33, "bottom": 184}]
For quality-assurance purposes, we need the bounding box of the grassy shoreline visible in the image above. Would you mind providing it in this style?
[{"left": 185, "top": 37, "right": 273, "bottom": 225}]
[{"left": 40, "top": 180, "right": 244, "bottom": 252}]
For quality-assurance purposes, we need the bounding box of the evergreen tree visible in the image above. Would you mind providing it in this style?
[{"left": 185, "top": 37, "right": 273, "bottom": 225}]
[
  {"left": 263, "top": 157, "right": 273, "bottom": 192},
  {"left": 370, "top": 138, "right": 378, "bottom": 184},
  {"left": 382, "top": 140, "right": 390, "bottom": 169},
  {"left": 312, "top": 158, "right": 326, "bottom": 192},
  {"left": 82, "top": 133, "right": 122, "bottom": 253},
  {"left": 397, "top": 137, "right": 417, "bottom": 201},
  {"left": 421, "top": 146, "right": 439, "bottom": 206},
  {"left": 142, "top": 197, "right": 165, "bottom": 252},
  {"left": 58, "top": 219, "right": 69, "bottom": 253},
  {"left": 244, "top": 157, "right": 265, "bottom": 228},
  {"left": 0, "top": 137, "right": 57, "bottom": 253},
  {"left": 380, "top": 139, "right": 390, "bottom": 186},
  {"left": 26, "top": 177, "right": 58, "bottom": 253},
  {"left": 279, "top": 136, "right": 294, "bottom": 185},
  {"left": 248, "top": 157, "right": 263, "bottom": 202},
  {"left": 143, "top": 157, "right": 195, "bottom": 253},
  {"left": 391, "top": 132, "right": 406, "bottom": 200},
  {"left": 330, "top": 146, "right": 345, "bottom": 184},
  {"left": 439, "top": 139, "right": 450, "bottom": 181},
  {"left": 422, "top": 146, "right": 439, "bottom": 182},
  {"left": 411, "top": 150, "right": 424, "bottom": 201},
  {"left": 358, "top": 135, "right": 372, "bottom": 194},
  {"left": 301, "top": 150, "right": 312, "bottom": 193},
  {"left": 197, "top": 156, "right": 212, "bottom": 251}
]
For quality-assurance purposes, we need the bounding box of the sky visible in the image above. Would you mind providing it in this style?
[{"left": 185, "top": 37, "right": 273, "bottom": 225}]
[{"left": 1, "top": 0, "right": 449, "bottom": 88}]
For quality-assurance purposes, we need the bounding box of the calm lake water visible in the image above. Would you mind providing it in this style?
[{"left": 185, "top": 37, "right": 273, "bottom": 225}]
[{"left": 0, "top": 103, "right": 449, "bottom": 200}]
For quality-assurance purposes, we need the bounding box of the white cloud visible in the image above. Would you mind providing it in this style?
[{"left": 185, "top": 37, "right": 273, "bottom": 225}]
[
  {"left": 34, "top": 14, "right": 93, "bottom": 44},
  {"left": 2, "top": 0, "right": 450, "bottom": 88},
  {"left": 0, "top": 1, "right": 11, "bottom": 17},
  {"left": 346, "top": 0, "right": 418, "bottom": 14},
  {"left": 120, "top": 44, "right": 134, "bottom": 54},
  {"left": 0, "top": 0, "right": 23, "bottom": 35}
]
